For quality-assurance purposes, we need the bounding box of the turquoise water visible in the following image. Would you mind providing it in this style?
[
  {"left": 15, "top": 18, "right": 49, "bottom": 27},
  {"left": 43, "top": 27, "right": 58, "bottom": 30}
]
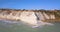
[{"left": 0, "top": 20, "right": 60, "bottom": 32}]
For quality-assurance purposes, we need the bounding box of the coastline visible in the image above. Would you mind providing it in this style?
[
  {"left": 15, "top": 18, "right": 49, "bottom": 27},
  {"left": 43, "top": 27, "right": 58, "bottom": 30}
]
[{"left": 0, "top": 9, "right": 60, "bottom": 27}]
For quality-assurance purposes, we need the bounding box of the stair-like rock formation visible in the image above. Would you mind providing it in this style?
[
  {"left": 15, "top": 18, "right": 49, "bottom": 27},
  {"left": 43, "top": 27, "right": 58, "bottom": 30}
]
[{"left": 0, "top": 9, "right": 60, "bottom": 26}]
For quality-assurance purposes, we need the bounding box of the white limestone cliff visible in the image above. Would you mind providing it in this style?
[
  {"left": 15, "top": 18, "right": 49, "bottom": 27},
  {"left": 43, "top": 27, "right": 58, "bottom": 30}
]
[
  {"left": 43, "top": 12, "right": 50, "bottom": 19},
  {"left": 0, "top": 11, "right": 56, "bottom": 26},
  {"left": 20, "top": 11, "right": 37, "bottom": 26}
]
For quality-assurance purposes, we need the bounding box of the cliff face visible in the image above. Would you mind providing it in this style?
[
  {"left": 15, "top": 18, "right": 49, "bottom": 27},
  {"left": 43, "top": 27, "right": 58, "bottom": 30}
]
[{"left": 0, "top": 9, "right": 60, "bottom": 26}]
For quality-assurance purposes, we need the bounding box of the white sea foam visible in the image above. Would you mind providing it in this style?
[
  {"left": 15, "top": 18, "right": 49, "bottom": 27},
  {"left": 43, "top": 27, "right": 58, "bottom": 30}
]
[
  {"left": 0, "top": 19, "right": 18, "bottom": 23},
  {"left": 32, "top": 21, "right": 54, "bottom": 28}
]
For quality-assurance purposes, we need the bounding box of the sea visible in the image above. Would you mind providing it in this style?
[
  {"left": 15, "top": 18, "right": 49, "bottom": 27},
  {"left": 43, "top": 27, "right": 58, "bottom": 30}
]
[{"left": 0, "top": 19, "right": 60, "bottom": 32}]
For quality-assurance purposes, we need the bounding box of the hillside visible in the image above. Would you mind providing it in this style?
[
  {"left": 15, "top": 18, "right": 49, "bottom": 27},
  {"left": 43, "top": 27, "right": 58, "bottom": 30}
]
[{"left": 0, "top": 9, "right": 60, "bottom": 26}]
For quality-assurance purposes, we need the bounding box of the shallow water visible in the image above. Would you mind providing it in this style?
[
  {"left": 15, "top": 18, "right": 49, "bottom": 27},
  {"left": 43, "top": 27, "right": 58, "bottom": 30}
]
[{"left": 0, "top": 20, "right": 60, "bottom": 32}]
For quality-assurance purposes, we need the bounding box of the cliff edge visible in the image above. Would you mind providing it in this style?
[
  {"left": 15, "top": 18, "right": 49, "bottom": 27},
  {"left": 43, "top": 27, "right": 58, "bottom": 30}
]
[{"left": 0, "top": 9, "right": 60, "bottom": 26}]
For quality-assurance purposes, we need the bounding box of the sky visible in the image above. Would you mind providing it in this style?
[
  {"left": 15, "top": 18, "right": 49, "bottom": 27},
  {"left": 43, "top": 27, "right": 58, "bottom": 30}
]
[{"left": 0, "top": 0, "right": 60, "bottom": 10}]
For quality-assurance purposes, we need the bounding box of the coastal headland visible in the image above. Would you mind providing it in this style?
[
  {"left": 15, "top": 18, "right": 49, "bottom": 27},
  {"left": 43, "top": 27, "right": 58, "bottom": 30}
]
[{"left": 0, "top": 9, "right": 60, "bottom": 26}]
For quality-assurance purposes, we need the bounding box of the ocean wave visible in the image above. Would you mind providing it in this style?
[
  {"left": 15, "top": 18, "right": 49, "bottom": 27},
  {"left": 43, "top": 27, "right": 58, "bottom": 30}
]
[
  {"left": 0, "top": 19, "right": 54, "bottom": 28},
  {"left": 0, "top": 19, "right": 19, "bottom": 24},
  {"left": 32, "top": 21, "right": 54, "bottom": 28}
]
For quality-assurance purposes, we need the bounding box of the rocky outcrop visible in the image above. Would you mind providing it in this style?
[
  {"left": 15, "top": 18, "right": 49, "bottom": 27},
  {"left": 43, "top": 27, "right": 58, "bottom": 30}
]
[
  {"left": 0, "top": 9, "right": 60, "bottom": 26},
  {"left": 19, "top": 11, "right": 37, "bottom": 25}
]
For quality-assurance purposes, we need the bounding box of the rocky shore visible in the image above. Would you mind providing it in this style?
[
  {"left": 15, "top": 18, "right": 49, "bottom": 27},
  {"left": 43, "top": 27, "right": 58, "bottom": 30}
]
[{"left": 0, "top": 9, "right": 60, "bottom": 26}]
